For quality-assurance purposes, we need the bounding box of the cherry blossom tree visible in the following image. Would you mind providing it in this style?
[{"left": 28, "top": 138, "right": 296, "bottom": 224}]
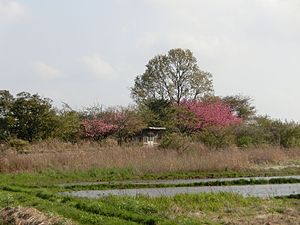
[
  {"left": 81, "top": 107, "right": 145, "bottom": 143},
  {"left": 81, "top": 119, "right": 118, "bottom": 140},
  {"left": 177, "top": 100, "right": 242, "bottom": 132}
]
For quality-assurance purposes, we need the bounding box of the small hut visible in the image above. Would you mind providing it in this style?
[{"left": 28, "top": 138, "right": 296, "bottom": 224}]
[{"left": 141, "top": 127, "right": 166, "bottom": 146}]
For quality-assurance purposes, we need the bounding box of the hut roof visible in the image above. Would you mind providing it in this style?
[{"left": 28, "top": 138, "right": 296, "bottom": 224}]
[{"left": 147, "top": 127, "right": 166, "bottom": 130}]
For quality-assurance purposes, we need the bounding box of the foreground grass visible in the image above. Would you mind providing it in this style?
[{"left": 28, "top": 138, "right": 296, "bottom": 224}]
[
  {"left": 1, "top": 186, "right": 300, "bottom": 225},
  {"left": 1, "top": 168, "right": 300, "bottom": 224}
]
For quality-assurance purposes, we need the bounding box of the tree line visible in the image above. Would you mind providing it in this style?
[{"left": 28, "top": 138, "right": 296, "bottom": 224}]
[{"left": 1, "top": 48, "right": 300, "bottom": 149}]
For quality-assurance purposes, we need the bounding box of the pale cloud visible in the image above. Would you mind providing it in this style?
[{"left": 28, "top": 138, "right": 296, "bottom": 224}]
[
  {"left": 79, "top": 54, "right": 116, "bottom": 79},
  {"left": 137, "top": 32, "right": 226, "bottom": 54},
  {"left": 0, "top": 1, "right": 27, "bottom": 21},
  {"left": 135, "top": 31, "right": 237, "bottom": 67},
  {"left": 138, "top": 0, "right": 300, "bottom": 61},
  {"left": 147, "top": 0, "right": 300, "bottom": 36},
  {"left": 32, "top": 61, "right": 63, "bottom": 79}
]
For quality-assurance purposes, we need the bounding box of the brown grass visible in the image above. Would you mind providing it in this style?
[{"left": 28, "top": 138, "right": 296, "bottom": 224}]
[
  {"left": 185, "top": 207, "right": 300, "bottom": 225},
  {"left": 0, "top": 207, "right": 73, "bottom": 225},
  {"left": 1, "top": 141, "right": 299, "bottom": 174}
]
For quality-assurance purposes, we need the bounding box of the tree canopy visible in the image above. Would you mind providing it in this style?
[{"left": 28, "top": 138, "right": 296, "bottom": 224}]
[
  {"left": 0, "top": 90, "right": 14, "bottom": 140},
  {"left": 131, "top": 48, "right": 214, "bottom": 104},
  {"left": 10, "top": 92, "right": 59, "bottom": 141},
  {"left": 177, "top": 100, "right": 242, "bottom": 133},
  {"left": 222, "top": 95, "right": 256, "bottom": 120}
]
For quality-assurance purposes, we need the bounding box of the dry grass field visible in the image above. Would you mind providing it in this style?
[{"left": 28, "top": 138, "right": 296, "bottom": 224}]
[
  {"left": 0, "top": 207, "right": 73, "bottom": 225},
  {"left": 1, "top": 140, "right": 300, "bottom": 174}
]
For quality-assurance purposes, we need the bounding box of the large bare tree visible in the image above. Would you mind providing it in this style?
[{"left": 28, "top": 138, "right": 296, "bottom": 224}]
[{"left": 131, "top": 48, "right": 214, "bottom": 104}]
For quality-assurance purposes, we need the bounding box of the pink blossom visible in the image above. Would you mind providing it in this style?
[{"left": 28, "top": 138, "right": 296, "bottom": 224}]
[
  {"left": 179, "top": 100, "right": 242, "bottom": 131},
  {"left": 81, "top": 119, "right": 118, "bottom": 139},
  {"left": 81, "top": 110, "right": 129, "bottom": 139}
]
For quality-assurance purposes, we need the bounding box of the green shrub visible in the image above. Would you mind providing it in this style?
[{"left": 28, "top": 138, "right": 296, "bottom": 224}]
[
  {"left": 54, "top": 108, "right": 81, "bottom": 143},
  {"left": 159, "top": 132, "right": 191, "bottom": 152},
  {"left": 252, "top": 116, "right": 300, "bottom": 148},
  {"left": 279, "top": 125, "right": 300, "bottom": 148},
  {"left": 193, "top": 127, "right": 235, "bottom": 149},
  {"left": 236, "top": 135, "right": 253, "bottom": 148},
  {"left": 233, "top": 123, "right": 269, "bottom": 147},
  {"left": 8, "top": 138, "right": 30, "bottom": 153}
]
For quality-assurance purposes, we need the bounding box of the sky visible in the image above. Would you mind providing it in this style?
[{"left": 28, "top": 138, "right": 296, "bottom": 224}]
[{"left": 1, "top": 0, "right": 300, "bottom": 121}]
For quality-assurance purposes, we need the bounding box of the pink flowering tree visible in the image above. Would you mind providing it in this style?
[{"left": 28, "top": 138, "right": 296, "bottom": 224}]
[
  {"left": 177, "top": 100, "right": 242, "bottom": 132},
  {"left": 81, "top": 119, "right": 118, "bottom": 140},
  {"left": 102, "top": 108, "right": 145, "bottom": 144},
  {"left": 81, "top": 107, "right": 145, "bottom": 142}
]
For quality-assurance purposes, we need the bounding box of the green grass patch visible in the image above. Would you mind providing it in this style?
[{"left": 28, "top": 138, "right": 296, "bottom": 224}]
[
  {"left": 1, "top": 184, "right": 300, "bottom": 225},
  {"left": 1, "top": 166, "right": 300, "bottom": 188},
  {"left": 1, "top": 167, "right": 300, "bottom": 224}
]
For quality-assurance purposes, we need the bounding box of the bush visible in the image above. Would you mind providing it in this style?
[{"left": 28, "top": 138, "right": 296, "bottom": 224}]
[
  {"left": 236, "top": 135, "right": 253, "bottom": 148},
  {"left": 193, "top": 127, "right": 235, "bottom": 149},
  {"left": 252, "top": 116, "right": 300, "bottom": 148},
  {"left": 159, "top": 133, "right": 192, "bottom": 152},
  {"left": 8, "top": 138, "right": 30, "bottom": 153},
  {"left": 233, "top": 124, "right": 268, "bottom": 147},
  {"left": 279, "top": 124, "right": 300, "bottom": 148},
  {"left": 54, "top": 109, "right": 81, "bottom": 143}
]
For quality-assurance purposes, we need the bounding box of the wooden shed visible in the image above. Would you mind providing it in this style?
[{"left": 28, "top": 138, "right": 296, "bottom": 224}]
[{"left": 141, "top": 127, "right": 166, "bottom": 146}]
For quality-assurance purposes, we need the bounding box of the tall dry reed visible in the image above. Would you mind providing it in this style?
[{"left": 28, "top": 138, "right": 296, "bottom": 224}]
[{"left": 1, "top": 141, "right": 299, "bottom": 173}]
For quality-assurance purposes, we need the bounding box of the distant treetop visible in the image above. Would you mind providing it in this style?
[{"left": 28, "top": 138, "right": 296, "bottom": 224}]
[{"left": 131, "top": 48, "right": 214, "bottom": 105}]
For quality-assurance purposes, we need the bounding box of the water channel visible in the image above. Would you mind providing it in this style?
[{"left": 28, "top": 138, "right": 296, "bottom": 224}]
[
  {"left": 60, "top": 176, "right": 300, "bottom": 198},
  {"left": 59, "top": 175, "right": 300, "bottom": 187}
]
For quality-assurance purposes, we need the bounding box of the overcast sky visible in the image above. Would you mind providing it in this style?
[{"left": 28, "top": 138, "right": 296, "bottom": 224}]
[{"left": 1, "top": 0, "right": 300, "bottom": 121}]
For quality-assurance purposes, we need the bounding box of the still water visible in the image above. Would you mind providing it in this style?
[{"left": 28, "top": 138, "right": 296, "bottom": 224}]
[{"left": 62, "top": 183, "right": 300, "bottom": 198}]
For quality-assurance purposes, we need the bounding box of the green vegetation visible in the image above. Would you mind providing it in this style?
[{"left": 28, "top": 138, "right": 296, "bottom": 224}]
[
  {"left": 1, "top": 171, "right": 300, "bottom": 225},
  {"left": 1, "top": 49, "right": 300, "bottom": 149},
  {"left": 1, "top": 167, "right": 300, "bottom": 189},
  {"left": 0, "top": 90, "right": 81, "bottom": 143},
  {"left": 2, "top": 88, "right": 300, "bottom": 149}
]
